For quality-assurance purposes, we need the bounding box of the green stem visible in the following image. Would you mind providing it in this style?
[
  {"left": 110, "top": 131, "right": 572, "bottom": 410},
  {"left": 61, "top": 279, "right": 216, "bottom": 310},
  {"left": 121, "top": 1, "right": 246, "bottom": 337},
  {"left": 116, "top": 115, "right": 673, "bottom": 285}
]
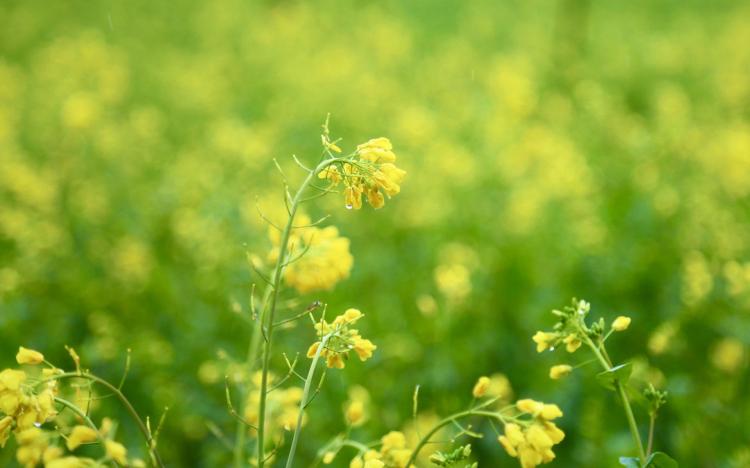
[
  {"left": 234, "top": 285, "right": 273, "bottom": 468},
  {"left": 285, "top": 334, "right": 331, "bottom": 468},
  {"left": 42, "top": 373, "right": 165, "bottom": 468},
  {"left": 256, "top": 158, "right": 338, "bottom": 468},
  {"left": 583, "top": 335, "right": 646, "bottom": 464},
  {"left": 646, "top": 413, "right": 656, "bottom": 457},
  {"left": 404, "top": 409, "right": 504, "bottom": 467},
  {"left": 54, "top": 396, "right": 109, "bottom": 453}
]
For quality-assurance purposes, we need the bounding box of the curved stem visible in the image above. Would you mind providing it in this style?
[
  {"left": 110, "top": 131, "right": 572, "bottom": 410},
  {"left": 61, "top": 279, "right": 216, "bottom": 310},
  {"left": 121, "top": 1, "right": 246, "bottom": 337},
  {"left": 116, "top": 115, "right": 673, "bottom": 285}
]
[
  {"left": 54, "top": 396, "right": 109, "bottom": 453},
  {"left": 41, "top": 373, "right": 165, "bottom": 468},
  {"left": 583, "top": 335, "right": 646, "bottom": 464},
  {"left": 404, "top": 409, "right": 504, "bottom": 467},
  {"left": 256, "top": 158, "right": 338, "bottom": 468},
  {"left": 285, "top": 334, "right": 331, "bottom": 468}
]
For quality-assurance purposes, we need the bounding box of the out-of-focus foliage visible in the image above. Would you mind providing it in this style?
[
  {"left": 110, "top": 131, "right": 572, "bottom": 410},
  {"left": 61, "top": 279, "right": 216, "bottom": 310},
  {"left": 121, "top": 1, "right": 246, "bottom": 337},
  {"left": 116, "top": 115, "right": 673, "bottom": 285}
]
[{"left": 1, "top": 0, "right": 749, "bottom": 466}]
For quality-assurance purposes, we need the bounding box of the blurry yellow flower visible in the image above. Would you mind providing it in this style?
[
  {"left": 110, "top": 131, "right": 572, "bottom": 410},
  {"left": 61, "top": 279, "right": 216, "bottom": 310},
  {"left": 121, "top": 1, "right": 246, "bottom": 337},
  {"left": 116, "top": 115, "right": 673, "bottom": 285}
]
[
  {"left": 532, "top": 332, "right": 555, "bottom": 353},
  {"left": 268, "top": 216, "right": 353, "bottom": 294},
  {"left": 46, "top": 457, "right": 92, "bottom": 468},
  {"left": 711, "top": 338, "right": 745, "bottom": 373},
  {"left": 16, "top": 347, "right": 45, "bottom": 365},
  {"left": 352, "top": 338, "right": 377, "bottom": 361},
  {"left": 323, "top": 451, "right": 336, "bottom": 464},
  {"left": 563, "top": 335, "right": 581, "bottom": 353},
  {"left": 345, "top": 400, "right": 366, "bottom": 427},
  {"left": 42, "top": 446, "right": 64, "bottom": 463},
  {"left": 612, "top": 316, "right": 631, "bottom": 332},
  {"left": 66, "top": 426, "right": 98, "bottom": 451},
  {"left": 364, "top": 460, "right": 385, "bottom": 468},
  {"left": 0, "top": 416, "right": 12, "bottom": 448},
  {"left": 0, "top": 368, "right": 27, "bottom": 391},
  {"left": 549, "top": 365, "right": 572, "bottom": 380},
  {"left": 472, "top": 376, "right": 490, "bottom": 398},
  {"left": 105, "top": 440, "right": 128, "bottom": 465},
  {"left": 357, "top": 138, "right": 397, "bottom": 163}
]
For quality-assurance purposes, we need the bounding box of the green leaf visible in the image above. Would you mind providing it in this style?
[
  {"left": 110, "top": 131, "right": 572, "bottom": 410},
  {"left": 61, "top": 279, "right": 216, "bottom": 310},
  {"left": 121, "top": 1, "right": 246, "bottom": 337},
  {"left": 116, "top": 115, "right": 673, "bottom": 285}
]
[
  {"left": 619, "top": 457, "right": 641, "bottom": 467},
  {"left": 596, "top": 362, "right": 633, "bottom": 390},
  {"left": 645, "top": 452, "right": 678, "bottom": 468}
]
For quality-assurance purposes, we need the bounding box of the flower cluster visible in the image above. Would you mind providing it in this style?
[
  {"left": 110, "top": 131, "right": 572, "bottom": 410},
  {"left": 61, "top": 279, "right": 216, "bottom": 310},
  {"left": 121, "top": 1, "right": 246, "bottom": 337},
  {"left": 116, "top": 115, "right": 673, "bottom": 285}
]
[
  {"left": 349, "top": 431, "right": 412, "bottom": 468},
  {"left": 267, "top": 214, "right": 354, "bottom": 294},
  {"left": 307, "top": 309, "right": 377, "bottom": 369},
  {"left": 1, "top": 347, "right": 135, "bottom": 467},
  {"left": 497, "top": 399, "right": 565, "bottom": 468},
  {"left": 533, "top": 299, "right": 634, "bottom": 380},
  {"left": 318, "top": 137, "right": 406, "bottom": 210}
]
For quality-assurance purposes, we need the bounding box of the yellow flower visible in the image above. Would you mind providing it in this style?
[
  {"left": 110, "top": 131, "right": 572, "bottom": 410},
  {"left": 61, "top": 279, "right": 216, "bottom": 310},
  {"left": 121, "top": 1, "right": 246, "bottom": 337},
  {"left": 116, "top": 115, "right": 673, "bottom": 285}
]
[
  {"left": 323, "top": 451, "right": 336, "bottom": 464},
  {"left": 612, "top": 316, "right": 632, "bottom": 331},
  {"left": 306, "top": 342, "right": 321, "bottom": 358},
  {"left": 364, "top": 460, "right": 385, "bottom": 468},
  {"left": 498, "top": 418, "right": 565, "bottom": 467},
  {"left": 563, "top": 335, "right": 581, "bottom": 353},
  {"left": 357, "top": 138, "right": 397, "bottom": 163},
  {"left": 268, "top": 217, "right": 354, "bottom": 294},
  {"left": 0, "top": 416, "right": 12, "bottom": 448},
  {"left": 46, "top": 457, "right": 92, "bottom": 468},
  {"left": 532, "top": 332, "right": 555, "bottom": 353},
  {"left": 43, "top": 446, "right": 64, "bottom": 463},
  {"left": 345, "top": 400, "right": 366, "bottom": 427},
  {"left": 16, "top": 347, "right": 45, "bottom": 365},
  {"left": 105, "top": 440, "right": 128, "bottom": 465},
  {"left": 350, "top": 457, "right": 364, "bottom": 468},
  {"left": 352, "top": 338, "right": 377, "bottom": 361},
  {"left": 540, "top": 404, "right": 563, "bottom": 420},
  {"left": 318, "top": 137, "right": 405, "bottom": 210},
  {"left": 549, "top": 365, "right": 572, "bottom": 380},
  {"left": 381, "top": 431, "right": 406, "bottom": 451},
  {"left": 0, "top": 368, "right": 26, "bottom": 391},
  {"left": 326, "top": 354, "right": 345, "bottom": 369},
  {"left": 66, "top": 426, "right": 98, "bottom": 451},
  {"left": 345, "top": 185, "right": 364, "bottom": 210},
  {"left": 472, "top": 376, "right": 490, "bottom": 398}
]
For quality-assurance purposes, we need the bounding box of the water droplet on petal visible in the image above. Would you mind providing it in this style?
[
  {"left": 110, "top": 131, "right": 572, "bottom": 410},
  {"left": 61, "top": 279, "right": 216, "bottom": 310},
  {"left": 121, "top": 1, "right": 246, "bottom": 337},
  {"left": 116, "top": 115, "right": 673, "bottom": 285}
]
[
  {"left": 345, "top": 204, "right": 353, "bottom": 210},
  {"left": 549, "top": 346, "right": 555, "bottom": 351}
]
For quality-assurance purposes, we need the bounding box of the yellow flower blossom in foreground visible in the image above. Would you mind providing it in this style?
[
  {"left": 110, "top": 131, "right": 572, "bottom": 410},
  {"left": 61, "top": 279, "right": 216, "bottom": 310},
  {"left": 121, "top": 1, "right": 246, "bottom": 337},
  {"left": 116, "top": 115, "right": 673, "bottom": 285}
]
[
  {"left": 498, "top": 401, "right": 565, "bottom": 467},
  {"left": 318, "top": 137, "right": 406, "bottom": 210},
  {"left": 472, "top": 376, "right": 490, "bottom": 398},
  {"left": 532, "top": 332, "right": 556, "bottom": 353},
  {"left": 307, "top": 309, "right": 377, "bottom": 369},
  {"left": 16, "top": 347, "right": 45, "bottom": 365},
  {"left": 612, "top": 316, "right": 632, "bottom": 331},
  {"left": 563, "top": 334, "right": 581, "bottom": 353},
  {"left": 67, "top": 425, "right": 98, "bottom": 451},
  {"left": 268, "top": 214, "right": 353, "bottom": 294},
  {"left": 352, "top": 431, "right": 411, "bottom": 468},
  {"left": 549, "top": 365, "right": 572, "bottom": 380},
  {"left": 105, "top": 440, "right": 128, "bottom": 464}
]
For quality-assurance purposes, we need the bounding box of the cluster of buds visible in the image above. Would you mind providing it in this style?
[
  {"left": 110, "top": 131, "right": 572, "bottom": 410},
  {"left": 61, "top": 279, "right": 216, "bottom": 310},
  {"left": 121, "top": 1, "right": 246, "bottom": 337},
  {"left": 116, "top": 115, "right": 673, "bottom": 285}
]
[{"left": 318, "top": 137, "right": 406, "bottom": 210}]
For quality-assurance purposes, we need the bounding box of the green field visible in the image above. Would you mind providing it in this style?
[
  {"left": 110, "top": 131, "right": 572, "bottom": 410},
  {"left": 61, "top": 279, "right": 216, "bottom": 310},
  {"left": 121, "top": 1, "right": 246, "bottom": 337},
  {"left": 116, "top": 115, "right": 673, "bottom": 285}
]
[{"left": 1, "top": 0, "right": 749, "bottom": 466}]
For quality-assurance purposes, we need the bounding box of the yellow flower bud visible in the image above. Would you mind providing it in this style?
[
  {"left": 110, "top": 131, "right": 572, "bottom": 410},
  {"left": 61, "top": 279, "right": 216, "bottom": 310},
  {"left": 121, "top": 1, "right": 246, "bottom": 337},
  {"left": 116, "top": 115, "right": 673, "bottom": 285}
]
[
  {"left": 549, "top": 365, "right": 573, "bottom": 380},
  {"left": 612, "top": 316, "right": 631, "bottom": 331},
  {"left": 16, "top": 347, "right": 45, "bottom": 365},
  {"left": 322, "top": 451, "right": 336, "bottom": 464},
  {"left": 105, "top": 440, "right": 128, "bottom": 465},
  {"left": 498, "top": 435, "right": 517, "bottom": 457},
  {"left": 472, "top": 376, "right": 490, "bottom": 398},
  {"left": 67, "top": 426, "right": 98, "bottom": 451},
  {"left": 532, "top": 332, "right": 555, "bottom": 353},
  {"left": 540, "top": 404, "right": 563, "bottom": 420}
]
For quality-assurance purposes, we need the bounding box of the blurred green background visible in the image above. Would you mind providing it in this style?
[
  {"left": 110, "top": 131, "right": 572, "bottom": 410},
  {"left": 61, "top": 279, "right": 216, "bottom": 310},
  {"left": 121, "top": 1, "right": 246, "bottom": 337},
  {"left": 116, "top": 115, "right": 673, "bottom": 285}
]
[{"left": 1, "top": 0, "right": 749, "bottom": 466}]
